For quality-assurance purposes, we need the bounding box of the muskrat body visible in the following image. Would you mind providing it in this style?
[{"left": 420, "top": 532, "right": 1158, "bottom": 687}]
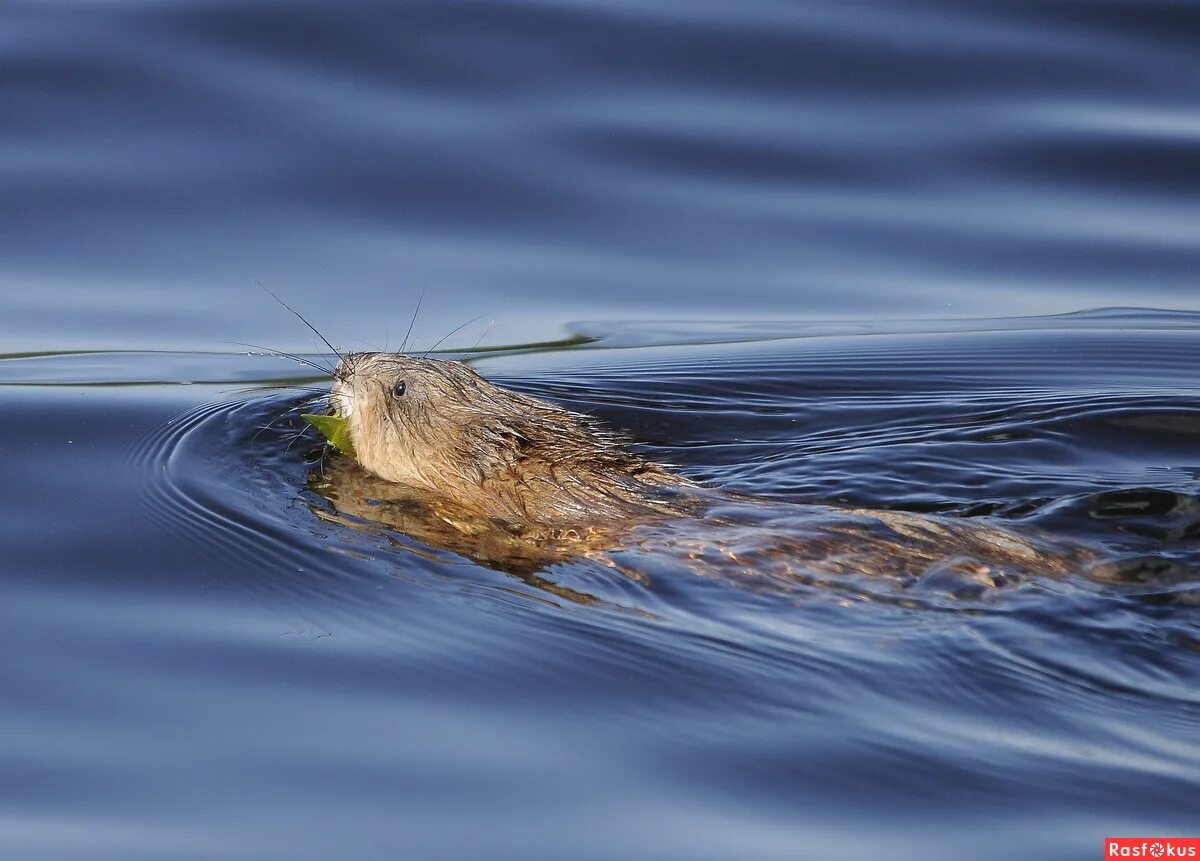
[
  {"left": 313, "top": 351, "right": 1119, "bottom": 589},
  {"left": 312, "top": 347, "right": 1171, "bottom": 597}
]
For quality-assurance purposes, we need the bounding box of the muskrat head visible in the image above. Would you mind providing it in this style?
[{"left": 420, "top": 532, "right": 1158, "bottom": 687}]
[{"left": 330, "top": 352, "right": 638, "bottom": 493}]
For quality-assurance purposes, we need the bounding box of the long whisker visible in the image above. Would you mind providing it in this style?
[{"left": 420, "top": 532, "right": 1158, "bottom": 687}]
[
  {"left": 458, "top": 318, "right": 496, "bottom": 360},
  {"left": 223, "top": 383, "right": 332, "bottom": 393},
  {"left": 422, "top": 313, "right": 491, "bottom": 358},
  {"left": 219, "top": 384, "right": 331, "bottom": 399},
  {"left": 254, "top": 279, "right": 345, "bottom": 368},
  {"left": 249, "top": 393, "right": 331, "bottom": 446},
  {"left": 400, "top": 287, "right": 425, "bottom": 355},
  {"left": 275, "top": 393, "right": 332, "bottom": 415},
  {"left": 283, "top": 424, "right": 322, "bottom": 456},
  {"left": 225, "top": 341, "right": 336, "bottom": 377},
  {"left": 453, "top": 291, "right": 507, "bottom": 360}
]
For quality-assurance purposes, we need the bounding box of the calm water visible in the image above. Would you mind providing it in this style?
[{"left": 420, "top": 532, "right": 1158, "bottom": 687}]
[{"left": 2, "top": 1, "right": 1199, "bottom": 859}]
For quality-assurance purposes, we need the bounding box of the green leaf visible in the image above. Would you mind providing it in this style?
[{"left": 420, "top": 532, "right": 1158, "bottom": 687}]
[{"left": 302, "top": 413, "right": 356, "bottom": 457}]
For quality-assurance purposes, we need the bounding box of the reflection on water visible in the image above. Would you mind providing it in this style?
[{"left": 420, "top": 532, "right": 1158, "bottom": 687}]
[{"left": 310, "top": 449, "right": 1106, "bottom": 599}]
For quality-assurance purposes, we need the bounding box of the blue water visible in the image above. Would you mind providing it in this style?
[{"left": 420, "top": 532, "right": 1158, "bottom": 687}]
[{"left": 1, "top": 2, "right": 1199, "bottom": 859}]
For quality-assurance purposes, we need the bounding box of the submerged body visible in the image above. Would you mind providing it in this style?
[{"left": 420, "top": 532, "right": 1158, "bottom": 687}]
[{"left": 321, "top": 352, "right": 1100, "bottom": 583}]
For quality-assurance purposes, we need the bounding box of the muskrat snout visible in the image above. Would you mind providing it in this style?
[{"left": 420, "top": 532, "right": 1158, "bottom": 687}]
[
  {"left": 329, "top": 350, "right": 562, "bottom": 492},
  {"left": 331, "top": 351, "right": 426, "bottom": 423},
  {"left": 328, "top": 351, "right": 457, "bottom": 490},
  {"left": 329, "top": 355, "right": 358, "bottom": 421}
]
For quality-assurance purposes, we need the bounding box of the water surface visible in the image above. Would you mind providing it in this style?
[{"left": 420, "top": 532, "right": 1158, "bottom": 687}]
[
  {"left": 1, "top": 0, "right": 1198, "bottom": 351},
  {"left": 3, "top": 312, "right": 1199, "bottom": 860},
  {"left": 2, "top": 1, "right": 1199, "bottom": 858}
]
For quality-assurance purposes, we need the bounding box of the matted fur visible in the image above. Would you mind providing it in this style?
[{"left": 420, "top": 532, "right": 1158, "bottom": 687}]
[
  {"left": 332, "top": 353, "right": 694, "bottom": 528},
  {"left": 323, "top": 352, "right": 1119, "bottom": 586}
]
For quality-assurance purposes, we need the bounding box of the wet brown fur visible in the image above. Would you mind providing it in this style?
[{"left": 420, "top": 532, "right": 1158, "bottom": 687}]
[
  {"left": 332, "top": 353, "right": 694, "bottom": 529},
  {"left": 323, "top": 352, "right": 1100, "bottom": 584}
]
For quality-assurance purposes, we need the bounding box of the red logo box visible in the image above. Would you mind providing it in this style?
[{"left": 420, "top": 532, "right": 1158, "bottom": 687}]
[{"left": 1106, "top": 839, "right": 1200, "bottom": 858}]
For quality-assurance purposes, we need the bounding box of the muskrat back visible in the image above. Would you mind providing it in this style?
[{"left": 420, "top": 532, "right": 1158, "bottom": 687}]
[{"left": 320, "top": 351, "right": 1108, "bottom": 583}]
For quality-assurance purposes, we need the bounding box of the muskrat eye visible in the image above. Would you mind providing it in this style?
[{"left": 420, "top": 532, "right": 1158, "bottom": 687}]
[{"left": 391, "top": 380, "right": 407, "bottom": 399}]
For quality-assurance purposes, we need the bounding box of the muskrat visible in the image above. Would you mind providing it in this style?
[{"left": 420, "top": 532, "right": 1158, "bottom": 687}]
[
  {"left": 330, "top": 352, "right": 695, "bottom": 526},
  {"left": 308, "top": 350, "right": 1159, "bottom": 593}
]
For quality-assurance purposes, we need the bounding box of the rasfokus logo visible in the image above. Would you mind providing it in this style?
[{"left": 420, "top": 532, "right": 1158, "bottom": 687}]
[{"left": 1106, "top": 838, "right": 1200, "bottom": 858}]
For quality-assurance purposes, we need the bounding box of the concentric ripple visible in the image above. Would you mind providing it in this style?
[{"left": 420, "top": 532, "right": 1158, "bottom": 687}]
[
  {"left": 127, "top": 393, "right": 388, "bottom": 601},
  {"left": 5, "top": 317, "right": 1193, "bottom": 861},
  {"left": 117, "top": 318, "right": 1200, "bottom": 634}
]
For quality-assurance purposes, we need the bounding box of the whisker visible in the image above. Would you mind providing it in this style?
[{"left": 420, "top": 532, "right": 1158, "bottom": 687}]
[
  {"left": 455, "top": 291, "right": 507, "bottom": 360},
  {"left": 248, "top": 393, "right": 331, "bottom": 446},
  {"left": 225, "top": 341, "right": 336, "bottom": 377},
  {"left": 422, "top": 313, "right": 491, "bottom": 358},
  {"left": 219, "top": 384, "right": 331, "bottom": 397},
  {"left": 227, "top": 342, "right": 334, "bottom": 375},
  {"left": 281, "top": 395, "right": 331, "bottom": 414},
  {"left": 278, "top": 395, "right": 332, "bottom": 418},
  {"left": 400, "top": 287, "right": 426, "bottom": 354},
  {"left": 280, "top": 429, "right": 306, "bottom": 454},
  {"left": 250, "top": 422, "right": 283, "bottom": 447},
  {"left": 458, "top": 318, "right": 496, "bottom": 361},
  {"left": 254, "top": 280, "right": 345, "bottom": 369},
  {"left": 283, "top": 425, "right": 321, "bottom": 456}
]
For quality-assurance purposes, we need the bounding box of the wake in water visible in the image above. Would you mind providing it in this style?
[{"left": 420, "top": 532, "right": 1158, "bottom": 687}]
[{"left": 127, "top": 311, "right": 1200, "bottom": 617}]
